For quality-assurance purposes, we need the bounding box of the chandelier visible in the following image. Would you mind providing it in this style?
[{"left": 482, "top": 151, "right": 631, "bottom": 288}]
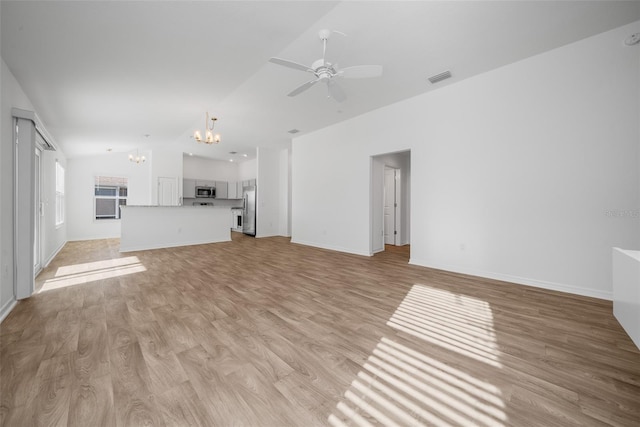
[
  {"left": 128, "top": 149, "right": 146, "bottom": 164},
  {"left": 194, "top": 112, "right": 221, "bottom": 144}
]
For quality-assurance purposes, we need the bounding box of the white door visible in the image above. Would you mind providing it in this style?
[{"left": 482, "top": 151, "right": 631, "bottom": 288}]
[
  {"left": 34, "top": 147, "right": 42, "bottom": 274},
  {"left": 394, "top": 169, "right": 402, "bottom": 245},
  {"left": 158, "top": 177, "right": 178, "bottom": 206},
  {"left": 384, "top": 167, "right": 396, "bottom": 245}
]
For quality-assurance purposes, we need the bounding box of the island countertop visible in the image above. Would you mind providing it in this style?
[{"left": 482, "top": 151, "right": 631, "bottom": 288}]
[
  {"left": 123, "top": 205, "right": 232, "bottom": 208},
  {"left": 120, "top": 205, "right": 231, "bottom": 252}
]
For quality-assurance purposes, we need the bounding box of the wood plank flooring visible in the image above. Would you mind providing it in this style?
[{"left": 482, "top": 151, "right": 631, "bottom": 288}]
[{"left": 1, "top": 233, "right": 639, "bottom": 426}]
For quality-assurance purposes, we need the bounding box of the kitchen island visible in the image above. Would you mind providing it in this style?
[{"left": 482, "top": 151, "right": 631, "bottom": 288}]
[{"left": 120, "top": 205, "right": 231, "bottom": 252}]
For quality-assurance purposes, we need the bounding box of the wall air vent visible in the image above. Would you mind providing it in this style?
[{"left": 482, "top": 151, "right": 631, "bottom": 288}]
[
  {"left": 428, "top": 70, "right": 452, "bottom": 84},
  {"left": 288, "top": 129, "right": 300, "bottom": 134}
]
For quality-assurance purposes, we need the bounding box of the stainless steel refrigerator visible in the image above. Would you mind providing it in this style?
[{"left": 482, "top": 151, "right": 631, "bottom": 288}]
[{"left": 242, "top": 185, "right": 256, "bottom": 236}]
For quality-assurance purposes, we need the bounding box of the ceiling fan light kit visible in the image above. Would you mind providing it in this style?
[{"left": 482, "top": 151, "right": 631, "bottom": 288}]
[
  {"left": 269, "top": 29, "right": 383, "bottom": 103},
  {"left": 194, "top": 112, "right": 221, "bottom": 144}
]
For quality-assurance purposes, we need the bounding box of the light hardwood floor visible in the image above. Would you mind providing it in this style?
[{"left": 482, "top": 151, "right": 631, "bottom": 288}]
[{"left": 1, "top": 233, "right": 639, "bottom": 426}]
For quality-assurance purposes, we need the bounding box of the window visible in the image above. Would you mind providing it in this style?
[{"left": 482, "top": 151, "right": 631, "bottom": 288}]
[
  {"left": 94, "top": 176, "right": 128, "bottom": 220},
  {"left": 55, "top": 162, "right": 65, "bottom": 226}
]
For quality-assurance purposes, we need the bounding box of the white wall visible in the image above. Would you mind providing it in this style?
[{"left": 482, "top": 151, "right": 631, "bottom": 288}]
[
  {"left": 238, "top": 158, "right": 257, "bottom": 182},
  {"left": 256, "top": 147, "right": 283, "bottom": 238},
  {"left": 278, "top": 148, "right": 291, "bottom": 237},
  {"left": 613, "top": 248, "right": 640, "bottom": 349},
  {"left": 293, "top": 21, "right": 640, "bottom": 299},
  {"left": 150, "top": 148, "right": 183, "bottom": 205},
  {"left": 67, "top": 151, "right": 152, "bottom": 241},
  {"left": 183, "top": 155, "right": 238, "bottom": 181}
]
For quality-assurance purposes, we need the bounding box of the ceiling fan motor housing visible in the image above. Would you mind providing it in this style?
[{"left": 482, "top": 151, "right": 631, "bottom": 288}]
[{"left": 311, "top": 59, "right": 337, "bottom": 81}]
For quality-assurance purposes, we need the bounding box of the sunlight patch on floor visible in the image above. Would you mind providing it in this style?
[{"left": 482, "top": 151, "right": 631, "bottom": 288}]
[
  {"left": 329, "top": 284, "right": 506, "bottom": 426},
  {"left": 39, "top": 256, "right": 146, "bottom": 292},
  {"left": 388, "top": 284, "right": 502, "bottom": 368}
]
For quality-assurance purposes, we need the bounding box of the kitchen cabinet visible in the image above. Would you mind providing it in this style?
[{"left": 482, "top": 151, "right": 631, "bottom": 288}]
[
  {"left": 227, "top": 181, "right": 246, "bottom": 199},
  {"left": 183, "top": 178, "right": 196, "bottom": 198},
  {"left": 195, "top": 180, "right": 215, "bottom": 188},
  {"left": 215, "top": 181, "right": 228, "bottom": 199},
  {"left": 228, "top": 181, "right": 238, "bottom": 199}
]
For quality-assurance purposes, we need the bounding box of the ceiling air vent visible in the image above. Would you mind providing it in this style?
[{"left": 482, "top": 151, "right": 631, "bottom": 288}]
[
  {"left": 288, "top": 129, "right": 300, "bottom": 134},
  {"left": 428, "top": 70, "right": 452, "bottom": 84}
]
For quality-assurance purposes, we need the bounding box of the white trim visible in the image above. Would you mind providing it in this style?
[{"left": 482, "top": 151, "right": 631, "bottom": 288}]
[
  {"left": 409, "top": 258, "right": 612, "bottom": 301},
  {"left": 12, "top": 108, "right": 57, "bottom": 151},
  {"left": 43, "top": 241, "right": 66, "bottom": 269},
  {"left": 0, "top": 298, "right": 18, "bottom": 324},
  {"left": 67, "top": 236, "right": 121, "bottom": 242},
  {"left": 290, "top": 239, "right": 372, "bottom": 257}
]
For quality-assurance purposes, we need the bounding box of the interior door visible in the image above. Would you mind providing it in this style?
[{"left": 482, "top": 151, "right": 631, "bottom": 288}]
[
  {"left": 158, "top": 177, "right": 178, "bottom": 206},
  {"left": 384, "top": 167, "right": 396, "bottom": 245}
]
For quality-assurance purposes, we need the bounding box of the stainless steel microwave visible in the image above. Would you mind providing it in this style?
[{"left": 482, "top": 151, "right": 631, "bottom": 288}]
[{"left": 195, "top": 186, "right": 215, "bottom": 198}]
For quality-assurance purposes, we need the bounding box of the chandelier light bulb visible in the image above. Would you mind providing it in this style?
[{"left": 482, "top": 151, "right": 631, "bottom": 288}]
[
  {"left": 194, "top": 112, "right": 220, "bottom": 144},
  {"left": 129, "top": 150, "right": 146, "bottom": 164}
]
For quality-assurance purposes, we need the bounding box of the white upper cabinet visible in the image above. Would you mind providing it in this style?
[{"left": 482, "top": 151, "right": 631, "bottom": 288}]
[
  {"left": 183, "top": 178, "right": 196, "bottom": 198},
  {"left": 215, "top": 181, "right": 228, "bottom": 199},
  {"left": 228, "top": 181, "right": 238, "bottom": 199}
]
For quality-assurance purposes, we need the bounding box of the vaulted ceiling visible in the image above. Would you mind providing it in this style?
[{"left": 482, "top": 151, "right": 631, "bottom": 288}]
[{"left": 2, "top": 1, "right": 639, "bottom": 161}]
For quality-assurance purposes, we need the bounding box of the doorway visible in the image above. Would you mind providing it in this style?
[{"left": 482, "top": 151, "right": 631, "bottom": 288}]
[{"left": 370, "top": 150, "right": 411, "bottom": 256}]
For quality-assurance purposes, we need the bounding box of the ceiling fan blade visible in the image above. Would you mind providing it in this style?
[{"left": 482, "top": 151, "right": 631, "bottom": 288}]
[
  {"left": 269, "top": 57, "right": 314, "bottom": 73},
  {"left": 287, "top": 79, "right": 320, "bottom": 97},
  {"left": 339, "top": 65, "right": 383, "bottom": 79},
  {"left": 327, "top": 80, "right": 347, "bottom": 103}
]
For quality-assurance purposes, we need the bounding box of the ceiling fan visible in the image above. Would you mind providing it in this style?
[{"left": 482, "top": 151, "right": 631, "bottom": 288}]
[{"left": 269, "top": 29, "right": 383, "bottom": 103}]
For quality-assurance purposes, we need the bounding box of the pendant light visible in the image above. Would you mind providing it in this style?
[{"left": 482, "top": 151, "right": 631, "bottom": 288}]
[{"left": 194, "top": 112, "right": 221, "bottom": 144}]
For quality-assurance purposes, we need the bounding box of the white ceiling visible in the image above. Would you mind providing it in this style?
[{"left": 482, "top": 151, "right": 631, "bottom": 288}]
[{"left": 2, "top": 1, "right": 639, "bottom": 162}]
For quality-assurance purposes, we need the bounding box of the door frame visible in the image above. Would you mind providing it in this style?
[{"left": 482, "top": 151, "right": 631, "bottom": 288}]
[
  {"left": 14, "top": 114, "right": 37, "bottom": 299},
  {"left": 12, "top": 108, "right": 57, "bottom": 300},
  {"left": 369, "top": 150, "right": 411, "bottom": 256},
  {"left": 34, "top": 146, "right": 43, "bottom": 275}
]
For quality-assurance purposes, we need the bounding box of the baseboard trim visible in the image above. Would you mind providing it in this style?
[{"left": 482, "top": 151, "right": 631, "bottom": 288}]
[
  {"left": 409, "top": 258, "right": 612, "bottom": 301},
  {"left": 290, "top": 239, "right": 371, "bottom": 257},
  {"left": 43, "top": 240, "right": 67, "bottom": 268},
  {"left": 0, "top": 298, "right": 17, "bottom": 324}
]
